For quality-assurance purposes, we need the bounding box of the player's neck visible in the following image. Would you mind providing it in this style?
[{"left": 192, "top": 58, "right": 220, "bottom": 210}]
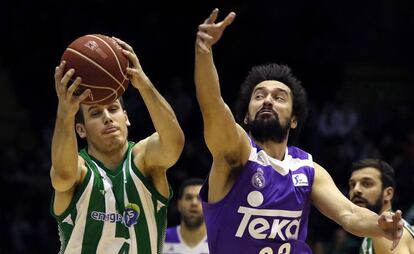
[
  {"left": 179, "top": 223, "right": 206, "bottom": 248},
  {"left": 379, "top": 204, "right": 393, "bottom": 214},
  {"left": 87, "top": 142, "right": 128, "bottom": 170},
  {"left": 255, "top": 139, "right": 288, "bottom": 161}
]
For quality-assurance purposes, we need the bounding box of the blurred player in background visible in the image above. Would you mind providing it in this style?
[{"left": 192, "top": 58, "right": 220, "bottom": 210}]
[
  {"left": 349, "top": 158, "right": 414, "bottom": 253},
  {"left": 163, "top": 178, "right": 209, "bottom": 254},
  {"left": 50, "top": 37, "right": 184, "bottom": 253},
  {"left": 194, "top": 8, "right": 404, "bottom": 254}
]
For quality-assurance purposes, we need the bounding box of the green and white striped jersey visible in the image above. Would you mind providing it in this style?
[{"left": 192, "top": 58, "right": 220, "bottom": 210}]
[
  {"left": 51, "top": 142, "right": 171, "bottom": 254},
  {"left": 359, "top": 219, "right": 414, "bottom": 254}
]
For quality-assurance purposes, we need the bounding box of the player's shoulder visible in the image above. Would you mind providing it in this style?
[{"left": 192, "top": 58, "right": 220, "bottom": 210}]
[
  {"left": 372, "top": 227, "right": 414, "bottom": 254},
  {"left": 131, "top": 138, "right": 146, "bottom": 158},
  {"left": 287, "top": 146, "right": 312, "bottom": 160},
  {"left": 402, "top": 222, "right": 414, "bottom": 243}
]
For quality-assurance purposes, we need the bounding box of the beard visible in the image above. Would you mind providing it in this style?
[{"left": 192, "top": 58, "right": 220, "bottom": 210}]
[
  {"left": 246, "top": 111, "right": 290, "bottom": 143},
  {"left": 352, "top": 194, "right": 383, "bottom": 214},
  {"left": 182, "top": 213, "right": 204, "bottom": 229},
  {"left": 365, "top": 197, "right": 384, "bottom": 214}
]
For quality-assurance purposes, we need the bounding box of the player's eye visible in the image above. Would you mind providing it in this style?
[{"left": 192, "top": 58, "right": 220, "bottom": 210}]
[{"left": 255, "top": 94, "right": 264, "bottom": 99}]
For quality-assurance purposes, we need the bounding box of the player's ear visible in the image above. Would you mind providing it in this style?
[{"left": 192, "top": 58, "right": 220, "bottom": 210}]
[
  {"left": 124, "top": 110, "right": 131, "bottom": 127},
  {"left": 383, "top": 186, "right": 394, "bottom": 202},
  {"left": 290, "top": 115, "right": 298, "bottom": 129},
  {"left": 76, "top": 123, "right": 87, "bottom": 138}
]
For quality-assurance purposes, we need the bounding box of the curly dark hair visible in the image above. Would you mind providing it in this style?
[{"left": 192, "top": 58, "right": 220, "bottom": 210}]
[{"left": 234, "top": 63, "right": 308, "bottom": 145}]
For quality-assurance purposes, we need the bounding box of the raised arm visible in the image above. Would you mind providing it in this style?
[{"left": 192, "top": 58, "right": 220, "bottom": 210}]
[
  {"left": 50, "top": 61, "right": 91, "bottom": 193},
  {"left": 195, "top": 9, "right": 249, "bottom": 162},
  {"left": 195, "top": 9, "right": 251, "bottom": 202},
  {"left": 114, "top": 38, "right": 184, "bottom": 173},
  {"left": 311, "top": 162, "right": 404, "bottom": 251}
]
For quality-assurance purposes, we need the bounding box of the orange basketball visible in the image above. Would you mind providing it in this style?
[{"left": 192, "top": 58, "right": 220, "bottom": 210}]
[{"left": 61, "top": 34, "right": 129, "bottom": 105}]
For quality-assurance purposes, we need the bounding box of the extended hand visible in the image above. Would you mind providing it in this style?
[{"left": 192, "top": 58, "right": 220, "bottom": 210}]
[
  {"left": 54, "top": 61, "right": 91, "bottom": 117},
  {"left": 196, "top": 8, "right": 236, "bottom": 54},
  {"left": 113, "top": 37, "right": 147, "bottom": 88},
  {"left": 378, "top": 210, "right": 404, "bottom": 250}
]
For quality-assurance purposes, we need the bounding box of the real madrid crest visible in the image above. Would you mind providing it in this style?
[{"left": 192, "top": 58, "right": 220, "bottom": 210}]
[{"left": 251, "top": 168, "right": 266, "bottom": 189}]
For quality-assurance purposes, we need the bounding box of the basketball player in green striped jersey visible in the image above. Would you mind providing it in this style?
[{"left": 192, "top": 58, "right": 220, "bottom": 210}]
[
  {"left": 349, "top": 159, "right": 414, "bottom": 254},
  {"left": 50, "top": 37, "right": 184, "bottom": 254}
]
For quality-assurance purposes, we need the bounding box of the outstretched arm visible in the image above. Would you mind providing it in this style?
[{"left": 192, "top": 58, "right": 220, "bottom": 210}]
[
  {"left": 50, "top": 61, "right": 91, "bottom": 193},
  {"left": 195, "top": 9, "right": 251, "bottom": 202},
  {"left": 195, "top": 9, "right": 239, "bottom": 157},
  {"left": 114, "top": 37, "right": 184, "bottom": 173},
  {"left": 311, "top": 163, "right": 404, "bottom": 251}
]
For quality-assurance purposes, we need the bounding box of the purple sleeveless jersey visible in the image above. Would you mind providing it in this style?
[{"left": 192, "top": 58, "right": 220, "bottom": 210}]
[{"left": 200, "top": 139, "right": 315, "bottom": 254}]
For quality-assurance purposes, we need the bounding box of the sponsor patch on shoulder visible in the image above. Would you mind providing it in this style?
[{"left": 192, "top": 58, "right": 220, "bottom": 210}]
[{"left": 292, "top": 173, "right": 309, "bottom": 187}]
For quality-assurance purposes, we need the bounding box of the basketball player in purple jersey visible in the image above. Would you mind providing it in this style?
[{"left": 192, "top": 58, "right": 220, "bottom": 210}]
[{"left": 194, "top": 8, "right": 404, "bottom": 254}]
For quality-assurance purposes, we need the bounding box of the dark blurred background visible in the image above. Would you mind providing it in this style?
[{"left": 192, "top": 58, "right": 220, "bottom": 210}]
[{"left": 2, "top": 0, "right": 414, "bottom": 253}]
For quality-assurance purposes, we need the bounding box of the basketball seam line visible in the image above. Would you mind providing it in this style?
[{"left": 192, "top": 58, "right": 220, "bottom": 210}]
[
  {"left": 69, "top": 77, "right": 120, "bottom": 104},
  {"left": 66, "top": 48, "right": 124, "bottom": 87},
  {"left": 88, "top": 35, "right": 128, "bottom": 91},
  {"left": 81, "top": 81, "right": 125, "bottom": 103}
]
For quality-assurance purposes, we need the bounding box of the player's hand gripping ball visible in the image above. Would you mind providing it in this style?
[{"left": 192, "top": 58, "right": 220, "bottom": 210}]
[{"left": 61, "top": 34, "right": 129, "bottom": 104}]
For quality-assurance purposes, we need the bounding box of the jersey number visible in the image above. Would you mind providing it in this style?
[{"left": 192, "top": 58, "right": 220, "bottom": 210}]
[{"left": 259, "top": 243, "right": 291, "bottom": 254}]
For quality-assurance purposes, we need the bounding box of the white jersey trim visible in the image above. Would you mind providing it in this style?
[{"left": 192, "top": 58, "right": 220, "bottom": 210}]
[
  {"left": 63, "top": 167, "right": 95, "bottom": 254},
  {"left": 93, "top": 161, "right": 128, "bottom": 254},
  {"left": 163, "top": 226, "right": 209, "bottom": 254},
  {"left": 248, "top": 138, "right": 314, "bottom": 176},
  {"left": 129, "top": 147, "right": 158, "bottom": 254}
]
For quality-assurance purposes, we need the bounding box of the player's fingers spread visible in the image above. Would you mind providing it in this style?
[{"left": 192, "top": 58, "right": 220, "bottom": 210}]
[
  {"left": 55, "top": 64, "right": 63, "bottom": 78},
  {"left": 55, "top": 61, "right": 66, "bottom": 81},
  {"left": 122, "top": 50, "right": 140, "bottom": 67},
  {"left": 77, "top": 89, "right": 91, "bottom": 102},
  {"left": 126, "top": 67, "right": 140, "bottom": 77},
  {"left": 112, "top": 36, "right": 124, "bottom": 45},
  {"left": 384, "top": 211, "right": 394, "bottom": 222},
  {"left": 61, "top": 68, "right": 75, "bottom": 87},
  {"left": 197, "top": 31, "right": 213, "bottom": 41},
  {"left": 199, "top": 24, "right": 213, "bottom": 33},
  {"left": 54, "top": 66, "right": 60, "bottom": 78},
  {"left": 67, "top": 77, "right": 82, "bottom": 96},
  {"left": 385, "top": 215, "right": 393, "bottom": 222},
  {"left": 122, "top": 49, "right": 134, "bottom": 62},
  {"left": 54, "top": 68, "right": 62, "bottom": 91},
  {"left": 210, "top": 8, "right": 219, "bottom": 23},
  {"left": 204, "top": 8, "right": 219, "bottom": 24},
  {"left": 221, "top": 12, "right": 236, "bottom": 28},
  {"left": 395, "top": 210, "right": 402, "bottom": 220},
  {"left": 113, "top": 37, "right": 134, "bottom": 52}
]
